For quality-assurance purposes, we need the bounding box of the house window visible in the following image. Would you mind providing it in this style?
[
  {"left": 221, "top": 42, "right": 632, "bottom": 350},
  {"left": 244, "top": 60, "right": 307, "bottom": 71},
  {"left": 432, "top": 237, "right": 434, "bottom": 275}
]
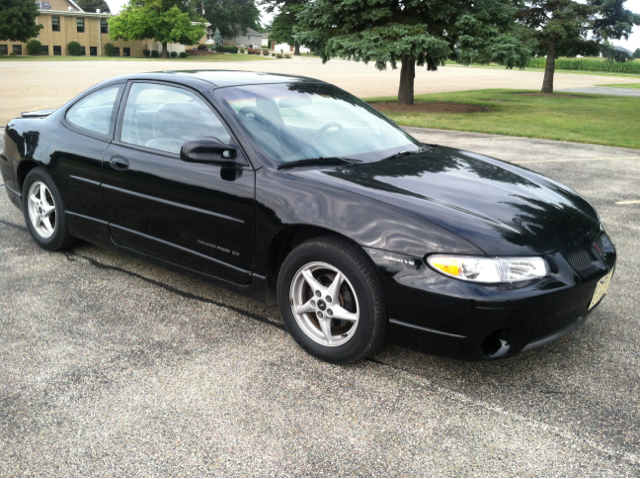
[
  {"left": 123, "top": 47, "right": 130, "bottom": 57},
  {"left": 41, "top": 45, "right": 49, "bottom": 55},
  {"left": 80, "top": 46, "right": 86, "bottom": 56},
  {"left": 53, "top": 45, "right": 61, "bottom": 55},
  {"left": 90, "top": 46, "right": 97, "bottom": 56},
  {"left": 52, "top": 16, "right": 60, "bottom": 32},
  {"left": 13, "top": 45, "right": 22, "bottom": 55},
  {"left": 100, "top": 19, "right": 108, "bottom": 34},
  {"left": 112, "top": 47, "right": 120, "bottom": 56},
  {"left": 0, "top": 45, "right": 7, "bottom": 55},
  {"left": 77, "top": 18, "right": 84, "bottom": 33}
]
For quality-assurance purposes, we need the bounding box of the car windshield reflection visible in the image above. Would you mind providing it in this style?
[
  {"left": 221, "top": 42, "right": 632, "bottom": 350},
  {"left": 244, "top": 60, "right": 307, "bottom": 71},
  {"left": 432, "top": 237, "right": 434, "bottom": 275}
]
[{"left": 214, "top": 82, "right": 423, "bottom": 165}]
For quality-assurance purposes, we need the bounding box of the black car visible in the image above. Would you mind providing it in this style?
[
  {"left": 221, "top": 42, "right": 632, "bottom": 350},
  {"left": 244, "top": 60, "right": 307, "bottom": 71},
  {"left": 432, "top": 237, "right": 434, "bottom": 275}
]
[{"left": 1, "top": 71, "right": 616, "bottom": 363}]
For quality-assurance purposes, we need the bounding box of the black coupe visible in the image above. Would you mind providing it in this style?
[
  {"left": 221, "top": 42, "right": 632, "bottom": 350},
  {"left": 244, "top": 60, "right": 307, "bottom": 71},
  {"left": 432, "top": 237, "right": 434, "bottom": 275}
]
[{"left": 1, "top": 71, "right": 616, "bottom": 363}]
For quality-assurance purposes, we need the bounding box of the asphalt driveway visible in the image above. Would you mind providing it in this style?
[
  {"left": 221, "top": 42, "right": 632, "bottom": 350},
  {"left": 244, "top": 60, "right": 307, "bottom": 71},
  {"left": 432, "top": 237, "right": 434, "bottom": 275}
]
[{"left": 1, "top": 128, "right": 640, "bottom": 476}]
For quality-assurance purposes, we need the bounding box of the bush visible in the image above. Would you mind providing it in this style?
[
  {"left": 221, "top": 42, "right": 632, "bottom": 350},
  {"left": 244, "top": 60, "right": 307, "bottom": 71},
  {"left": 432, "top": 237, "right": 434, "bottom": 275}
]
[
  {"left": 262, "top": 49, "right": 269, "bottom": 56},
  {"left": 171, "top": 51, "right": 177, "bottom": 58},
  {"left": 151, "top": 50, "right": 159, "bottom": 58},
  {"left": 276, "top": 53, "right": 283, "bottom": 59},
  {"left": 228, "top": 46, "right": 238, "bottom": 54},
  {"left": 215, "top": 44, "right": 225, "bottom": 53},
  {"left": 284, "top": 54, "right": 291, "bottom": 59},
  {"left": 27, "top": 39, "right": 42, "bottom": 56},
  {"left": 68, "top": 41, "right": 83, "bottom": 56},
  {"left": 179, "top": 51, "right": 188, "bottom": 58},
  {"left": 527, "top": 56, "right": 640, "bottom": 74},
  {"left": 143, "top": 49, "right": 150, "bottom": 57},
  {"left": 197, "top": 44, "right": 207, "bottom": 51},
  {"left": 271, "top": 53, "right": 275, "bottom": 57},
  {"left": 103, "top": 43, "right": 115, "bottom": 56},
  {"left": 239, "top": 47, "right": 245, "bottom": 53}
]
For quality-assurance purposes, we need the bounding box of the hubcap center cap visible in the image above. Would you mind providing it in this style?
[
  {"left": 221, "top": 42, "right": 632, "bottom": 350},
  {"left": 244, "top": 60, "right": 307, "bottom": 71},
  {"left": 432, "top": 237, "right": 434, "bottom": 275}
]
[{"left": 317, "top": 299, "right": 327, "bottom": 311}]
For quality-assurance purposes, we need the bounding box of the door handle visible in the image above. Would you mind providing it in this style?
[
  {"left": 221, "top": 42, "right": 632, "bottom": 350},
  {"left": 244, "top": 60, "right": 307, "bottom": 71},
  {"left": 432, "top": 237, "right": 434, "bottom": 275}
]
[{"left": 110, "top": 156, "right": 130, "bottom": 171}]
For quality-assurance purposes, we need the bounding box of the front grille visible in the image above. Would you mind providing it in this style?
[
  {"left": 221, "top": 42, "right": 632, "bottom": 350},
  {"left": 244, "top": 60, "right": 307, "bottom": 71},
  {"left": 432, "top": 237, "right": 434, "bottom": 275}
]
[{"left": 566, "top": 247, "right": 596, "bottom": 275}]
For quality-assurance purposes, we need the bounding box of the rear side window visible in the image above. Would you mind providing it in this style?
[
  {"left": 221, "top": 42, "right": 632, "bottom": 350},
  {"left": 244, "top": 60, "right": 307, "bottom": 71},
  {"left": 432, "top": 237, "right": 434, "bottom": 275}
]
[
  {"left": 66, "top": 85, "right": 120, "bottom": 136},
  {"left": 120, "top": 83, "right": 231, "bottom": 155}
]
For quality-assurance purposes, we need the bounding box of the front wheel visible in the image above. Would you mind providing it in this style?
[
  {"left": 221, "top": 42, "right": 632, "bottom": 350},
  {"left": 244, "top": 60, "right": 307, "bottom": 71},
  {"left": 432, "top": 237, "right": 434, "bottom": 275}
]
[{"left": 277, "top": 236, "right": 387, "bottom": 364}]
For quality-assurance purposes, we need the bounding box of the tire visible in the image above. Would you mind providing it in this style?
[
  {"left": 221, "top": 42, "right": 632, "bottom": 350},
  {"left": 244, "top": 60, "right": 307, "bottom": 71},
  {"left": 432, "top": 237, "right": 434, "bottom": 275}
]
[
  {"left": 22, "top": 167, "right": 75, "bottom": 251},
  {"left": 277, "top": 235, "right": 387, "bottom": 364}
]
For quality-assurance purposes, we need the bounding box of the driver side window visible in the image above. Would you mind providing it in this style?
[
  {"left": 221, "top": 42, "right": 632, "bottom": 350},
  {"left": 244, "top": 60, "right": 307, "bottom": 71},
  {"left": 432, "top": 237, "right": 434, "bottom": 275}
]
[{"left": 120, "top": 83, "right": 231, "bottom": 155}]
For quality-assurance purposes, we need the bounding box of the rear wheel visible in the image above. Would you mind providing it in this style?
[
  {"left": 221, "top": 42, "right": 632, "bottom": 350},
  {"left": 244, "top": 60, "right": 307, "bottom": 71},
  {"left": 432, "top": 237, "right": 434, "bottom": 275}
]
[
  {"left": 277, "top": 236, "right": 387, "bottom": 363},
  {"left": 22, "top": 168, "right": 75, "bottom": 251}
]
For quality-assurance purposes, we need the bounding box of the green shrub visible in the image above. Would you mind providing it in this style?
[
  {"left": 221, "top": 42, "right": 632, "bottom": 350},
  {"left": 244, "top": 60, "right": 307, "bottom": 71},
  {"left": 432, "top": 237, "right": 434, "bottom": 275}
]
[
  {"left": 143, "top": 49, "right": 150, "bottom": 57},
  {"left": 197, "top": 43, "right": 207, "bottom": 51},
  {"left": 228, "top": 46, "right": 238, "bottom": 54},
  {"left": 68, "top": 41, "right": 83, "bottom": 56},
  {"left": 239, "top": 47, "right": 245, "bottom": 53},
  {"left": 10, "top": 52, "right": 15, "bottom": 56},
  {"left": 103, "top": 43, "right": 115, "bottom": 56},
  {"left": 179, "top": 51, "right": 188, "bottom": 58},
  {"left": 527, "top": 56, "right": 640, "bottom": 74},
  {"left": 27, "top": 39, "right": 42, "bottom": 55},
  {"left": 284, "top": 54, "right": 291, "bottom": 59},
  {"left": 171, "top": 51, "right": 177, "bottom": 58},
  {"left": 215, "top": 44, "right": 225, "bottom": 52},
  {"left": 262, "top": 49, "right": 269, "bottom": 56},
  {"left": 276, "top": 53, "right": 283, "bottom": 59},
  {"left": 271, "top": 52, "right": 275, "bottom": 57},
  {"left": 151, "top": 50, "right": 159, "bottom": 58}
]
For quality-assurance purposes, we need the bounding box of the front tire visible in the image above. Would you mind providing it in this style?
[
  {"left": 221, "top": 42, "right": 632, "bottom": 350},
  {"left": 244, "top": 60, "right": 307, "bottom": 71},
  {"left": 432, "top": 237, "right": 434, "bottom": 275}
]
[
  {"left": 22, "top": 168, "right": 74, "bottom": 251},
  {"left": 277, "top": 236, "right": 387, "bottom": 364}
]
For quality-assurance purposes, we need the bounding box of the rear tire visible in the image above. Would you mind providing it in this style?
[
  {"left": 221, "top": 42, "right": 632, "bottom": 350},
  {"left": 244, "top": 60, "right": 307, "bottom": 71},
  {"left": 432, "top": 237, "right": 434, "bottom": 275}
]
[
  {"left": 22, "top": 168, "right": 75, "bottom": 251},
  {"left": 277, "top": 235, "right": 387, "bottom": 364}
]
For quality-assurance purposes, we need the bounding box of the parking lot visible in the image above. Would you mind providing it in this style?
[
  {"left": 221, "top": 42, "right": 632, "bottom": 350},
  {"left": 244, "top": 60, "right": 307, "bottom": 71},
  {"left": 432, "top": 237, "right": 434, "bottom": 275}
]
[{"left": 1, "top": 123, "right": 639, "bottom": 475}]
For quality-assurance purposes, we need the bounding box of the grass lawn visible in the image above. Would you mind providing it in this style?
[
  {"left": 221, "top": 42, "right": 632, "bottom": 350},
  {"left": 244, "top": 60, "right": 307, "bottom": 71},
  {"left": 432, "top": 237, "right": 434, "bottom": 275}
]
[
  {"left": 366, "top": 89, "right": 640, "bottom": 150},
  {"left": 596, "top": 83, "right": 640, "bottom": 89},
  {"left": 443, "top": 62, "right": 640, "bottom": 80},
  {"left": 0, "top": 54, "right": 271, "bottom": 62}
]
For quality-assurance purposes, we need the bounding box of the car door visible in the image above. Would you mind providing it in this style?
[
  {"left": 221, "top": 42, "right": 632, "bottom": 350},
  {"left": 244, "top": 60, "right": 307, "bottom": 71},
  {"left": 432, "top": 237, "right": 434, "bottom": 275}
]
[{"left": 101, "top": 81, "right": 255, "bottom": 284}]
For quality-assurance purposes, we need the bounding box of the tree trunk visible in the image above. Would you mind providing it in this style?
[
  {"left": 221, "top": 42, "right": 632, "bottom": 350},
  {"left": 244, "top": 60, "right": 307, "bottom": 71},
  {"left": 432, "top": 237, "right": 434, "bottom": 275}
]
[
  {"left": 541, "top": 38, "right": 556, "bottom": 94},
  {"left": 161, "top": 42, "right": 168, "bottom": 59},
  {"left": 398, "top": 55, "right": 416, "bottom": 105},
  {"left": 294, "top": 42, "right": 301, "bottom": 56}
]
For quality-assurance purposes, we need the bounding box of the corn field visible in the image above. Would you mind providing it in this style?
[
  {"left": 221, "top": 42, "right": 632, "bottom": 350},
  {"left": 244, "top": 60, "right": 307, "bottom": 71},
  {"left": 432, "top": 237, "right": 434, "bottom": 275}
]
[{"left": 527, "top": 57, "right": 640, "bottom": 74}]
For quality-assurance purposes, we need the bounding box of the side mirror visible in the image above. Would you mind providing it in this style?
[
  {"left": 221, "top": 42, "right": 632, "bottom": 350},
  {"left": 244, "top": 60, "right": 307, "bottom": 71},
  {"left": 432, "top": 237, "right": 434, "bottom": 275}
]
[{"left": 180, "top": 138, "right": 240, "bottom": 166}]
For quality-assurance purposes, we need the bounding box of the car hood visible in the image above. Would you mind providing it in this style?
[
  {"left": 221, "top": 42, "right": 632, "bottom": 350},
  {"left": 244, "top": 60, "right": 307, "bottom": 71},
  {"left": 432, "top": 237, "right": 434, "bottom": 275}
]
[{"left": 288, "top": 146, "right": 600, "bottom": 256}]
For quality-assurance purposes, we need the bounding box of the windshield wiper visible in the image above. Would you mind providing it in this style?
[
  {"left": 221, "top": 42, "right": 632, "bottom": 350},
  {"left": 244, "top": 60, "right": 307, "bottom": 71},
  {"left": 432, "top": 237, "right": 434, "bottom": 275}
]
[
  {"left": 382, "top": 146, "right": 433, "bottom": 161},
  {"left": 277, "top": 157, "right": 358, "bottom": 170}
]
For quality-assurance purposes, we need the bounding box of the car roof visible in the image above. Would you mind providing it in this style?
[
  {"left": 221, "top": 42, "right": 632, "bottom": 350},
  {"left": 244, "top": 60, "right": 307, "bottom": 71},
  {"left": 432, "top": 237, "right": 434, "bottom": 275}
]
[{"left": 105, "top": 70, "right": 323, "bottom": 89}]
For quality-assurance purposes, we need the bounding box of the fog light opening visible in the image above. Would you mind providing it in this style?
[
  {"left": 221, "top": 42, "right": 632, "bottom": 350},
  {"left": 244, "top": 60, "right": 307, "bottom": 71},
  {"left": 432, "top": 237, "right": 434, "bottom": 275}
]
[{"left": 481, "top": 329, "right": 513, "bottom": 359}]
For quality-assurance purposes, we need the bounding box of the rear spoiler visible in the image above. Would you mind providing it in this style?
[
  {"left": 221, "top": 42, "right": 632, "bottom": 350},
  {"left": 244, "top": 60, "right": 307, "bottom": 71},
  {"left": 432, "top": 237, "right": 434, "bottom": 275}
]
[{"left": 21, "top": 109, "right": 56, "bottom": 118}]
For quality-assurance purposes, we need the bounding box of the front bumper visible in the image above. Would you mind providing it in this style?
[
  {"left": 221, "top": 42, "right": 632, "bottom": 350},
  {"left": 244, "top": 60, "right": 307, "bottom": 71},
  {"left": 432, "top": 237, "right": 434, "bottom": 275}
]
[{"left": 365, "top": 228, "right": 616, "bottom": 361}]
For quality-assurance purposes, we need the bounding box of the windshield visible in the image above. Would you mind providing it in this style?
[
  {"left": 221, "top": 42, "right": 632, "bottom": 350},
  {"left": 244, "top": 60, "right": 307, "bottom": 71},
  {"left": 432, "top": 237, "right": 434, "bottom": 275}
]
[{"left": 213, "top": 82, "right": 423, "bottom": 165}]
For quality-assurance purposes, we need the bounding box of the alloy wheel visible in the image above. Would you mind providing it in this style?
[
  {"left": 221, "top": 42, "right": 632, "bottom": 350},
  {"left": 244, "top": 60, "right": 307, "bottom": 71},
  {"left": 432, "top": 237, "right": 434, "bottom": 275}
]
[
  {"left": 289, "top": 261, "right": 360, "bottom": 347},
  {"left": 27, "top": 181, "right": 56, "bottom": 239}
]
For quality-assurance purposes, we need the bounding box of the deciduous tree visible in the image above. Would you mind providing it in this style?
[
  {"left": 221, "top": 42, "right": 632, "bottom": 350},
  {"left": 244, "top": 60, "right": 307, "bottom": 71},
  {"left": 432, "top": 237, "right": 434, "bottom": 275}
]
[
  {"left": 261, "top": 0, "right": 306, "bottom": 54},
  {"left": 0, "top": 0, "right": 43, "bottom": 42},
  {"left": 516, "top": 0, "right": 640, "bottom": 93},
  {"left": 295, "top": 0, "right": 530, "bottom": 105},
  {"left": 74, "top": 0, "right": 111, "bottom": 13},
  {"left": 109, "top": 0, "right": 206, "bottom": 58},
  {"left": 202, "top": 0, "right": 260, "bottom": 38}
]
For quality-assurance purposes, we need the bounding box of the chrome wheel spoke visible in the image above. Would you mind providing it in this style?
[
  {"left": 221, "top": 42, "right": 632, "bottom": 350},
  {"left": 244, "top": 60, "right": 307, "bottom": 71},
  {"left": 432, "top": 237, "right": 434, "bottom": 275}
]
[
  {"left": 30, "top": 194, "right": 40, "bottom": 205},
  {"left": 319, "top": 318, "right": 334, "bottom": 344},
  {"left": 325, "top": 271, "right": 342, "bottom": 304},
  {"left": 42, "top": 203, "right": 56, "bottom": 217},
  {"left": 301, "top": 268, "right": 325, "bottom": 294},
  {"left": 41, "top": 216, "right": 54, "bottom": 234},
  {"left": 39, "top": 183, "right": 47, "bottom": 203},
  {"left": 295, "top": 299, "right": 315, "bottom": 315},
  {"left": 331, "top": 304, "right": 359, "bottom": 323}
]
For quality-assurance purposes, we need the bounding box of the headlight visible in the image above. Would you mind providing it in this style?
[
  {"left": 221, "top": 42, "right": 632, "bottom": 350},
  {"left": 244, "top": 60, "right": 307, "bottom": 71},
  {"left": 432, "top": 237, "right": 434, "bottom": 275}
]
[{"left": 427, "top": 255, "right": 548, "bottom": 283}]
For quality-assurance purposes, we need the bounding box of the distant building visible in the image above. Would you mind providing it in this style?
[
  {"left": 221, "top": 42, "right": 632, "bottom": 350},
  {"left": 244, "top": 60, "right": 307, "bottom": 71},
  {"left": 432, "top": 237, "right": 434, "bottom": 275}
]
[
  {"left": 223, "top": 28, "right": 264, "bottom": 49},
  {"left": 0, "top": 0, "right": 208, "bottom": 57}
]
